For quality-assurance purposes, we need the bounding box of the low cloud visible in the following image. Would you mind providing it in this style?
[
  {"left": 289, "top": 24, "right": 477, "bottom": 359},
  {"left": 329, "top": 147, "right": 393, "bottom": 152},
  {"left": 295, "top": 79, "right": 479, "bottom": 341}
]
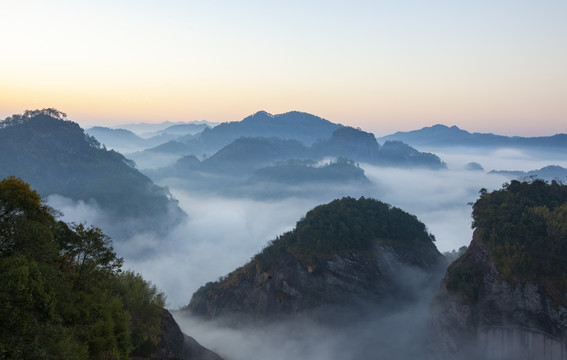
[
  {"left": 174, "top": 264, "right": 443, "bottom": 360},
  {"left": 46, "top": 146, "right": 565, "bottom": 310}
]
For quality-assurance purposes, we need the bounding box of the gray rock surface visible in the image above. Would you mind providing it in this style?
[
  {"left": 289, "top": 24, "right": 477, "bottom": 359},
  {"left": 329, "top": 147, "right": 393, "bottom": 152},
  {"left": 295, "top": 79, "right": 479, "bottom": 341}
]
[
  {"left": 188, "top": 244, "right": 441, "bottom": 320},
  {"left": 431, "top": 231, "right": 567, "bottom": 359},
  {"left": 143, "top": 309, "right": 223, "bottom": 360}
]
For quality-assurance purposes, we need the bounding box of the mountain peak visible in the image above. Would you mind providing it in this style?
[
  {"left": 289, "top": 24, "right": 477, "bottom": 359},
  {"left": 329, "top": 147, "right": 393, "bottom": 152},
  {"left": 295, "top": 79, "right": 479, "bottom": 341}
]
[{"left": 245, "top": 110, "right": 274, "bottom": 120}]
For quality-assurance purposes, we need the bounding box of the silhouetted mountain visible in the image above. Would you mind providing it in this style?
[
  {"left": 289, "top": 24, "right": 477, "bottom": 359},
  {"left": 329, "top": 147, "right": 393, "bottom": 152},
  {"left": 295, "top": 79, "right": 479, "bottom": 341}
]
[
  {"left": 86, "top": 126, "right": 179, "bottom": 153},
  {"left": 378, "top": 124, "right": 567, "bottom": 150},
  {"left": 311, "top": 126, "right": 382, "bottom": 162},
  {"left": 465, "top": 162, "right": 484, "bottom": 171},
  {"left": 0, "top": 109, "right": 186, "bottom": 238},
  {"left": 144, "top": 124, "right": 445, "bottom": 200},
  {"left": 376, "top": 140, "right": 446, "bottom": 168},
  {"left": 251, "top": 158, "right": 368, "bottom": 185},
  {"left": 186, "top": 197, "right": 443, "bottom": 319},
  {"left": 431, "top": 180, "right": 567, "bottom": 359},
  {"left": 201, "top": 137, "right": 308, "bottom": 174},
  {"left": 489, "top": 165, "right": 567, "bottom": 183},
  {"left": 178, "top": 110, "right": 343, "bottom": 154},
  {"left": 114, "top": 120, "right": 217, "bottom": 136},
  {"left": 143, "top": 122, "right": 210, "bottom": 137},
  {"left": 146, "top": 140, "right": 197, "bottom": 154}
]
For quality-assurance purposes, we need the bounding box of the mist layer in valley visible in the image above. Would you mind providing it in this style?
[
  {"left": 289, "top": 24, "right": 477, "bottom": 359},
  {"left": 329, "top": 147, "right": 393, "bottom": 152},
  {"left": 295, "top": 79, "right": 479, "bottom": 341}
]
[
  {"left": 175, "top": 263, "right": 443, "bottom": 360},
  {"left": 38, "top": 114, "right": 567, "bottom": 360},
  {"left": 46, "top": 145, "right": 566, "bottom": 310}
]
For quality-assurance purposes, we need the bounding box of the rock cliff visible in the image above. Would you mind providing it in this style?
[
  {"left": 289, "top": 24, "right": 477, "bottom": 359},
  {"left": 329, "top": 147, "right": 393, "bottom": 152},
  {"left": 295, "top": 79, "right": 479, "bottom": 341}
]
[
  {"left": 141, "top": 308, "right": 223, "bottom": 360},
  {"left": 432, "top": 232, "right": 567, "bottom": 359}
]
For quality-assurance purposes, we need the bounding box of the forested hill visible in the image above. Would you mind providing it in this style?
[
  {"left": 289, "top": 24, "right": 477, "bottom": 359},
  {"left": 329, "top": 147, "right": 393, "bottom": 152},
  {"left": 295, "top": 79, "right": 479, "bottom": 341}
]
[
  {"left": 0, "top": 109, "right": 186, "bottom": 237},
  {"left": 187, "top": 197, "right": 442, "bottom": 318},
  {"left": 432, "top": 179, "right": 567, "bottom": 359},
  {"left": 0, "top": 177, "right": 211, "bottom": 359}
]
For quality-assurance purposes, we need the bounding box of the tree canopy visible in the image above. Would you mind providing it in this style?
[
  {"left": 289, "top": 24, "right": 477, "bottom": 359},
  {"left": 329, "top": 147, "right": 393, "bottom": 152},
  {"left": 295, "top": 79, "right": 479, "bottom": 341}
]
[
  {"left": 0, "top": 177, "right": 166, "bottom": 359},
  {"left": 253, "top": 196, "right": 439, "bottom": 272},
  {"left": 447, "top": 179, "right": 567, "bottom": 305}
]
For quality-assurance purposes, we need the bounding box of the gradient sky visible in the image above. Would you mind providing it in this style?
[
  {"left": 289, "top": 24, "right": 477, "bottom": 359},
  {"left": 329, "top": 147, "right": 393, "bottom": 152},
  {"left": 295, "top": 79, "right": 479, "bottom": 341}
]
[{"left": 1, "top": 0, "right": 566, "bottom": 136}]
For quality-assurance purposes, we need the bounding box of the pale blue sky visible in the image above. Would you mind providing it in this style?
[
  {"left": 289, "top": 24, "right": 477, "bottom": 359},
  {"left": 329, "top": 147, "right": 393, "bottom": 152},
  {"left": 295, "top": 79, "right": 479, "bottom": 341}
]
[{"left": 1, "top": 0, "right": 565, "bottom": 135}]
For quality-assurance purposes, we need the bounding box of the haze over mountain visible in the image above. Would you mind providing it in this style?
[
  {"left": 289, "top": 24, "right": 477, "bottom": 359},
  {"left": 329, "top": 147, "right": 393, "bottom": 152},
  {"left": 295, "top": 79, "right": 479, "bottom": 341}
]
[
  {"left": 111, "top": 120, "right": 218, "bottom": 136},
  {"left": 129, "top": 111, "right": 344, "bottom": 165},
  {"left": 489, "top": 165, "right": 567, "bottom": 183},
  {"left": 141, "top": 111, "right": 445, "bottom": 199},
  {"left": 379, "top": 124, "right": 567, "bottom": 151},
  {"left": 0, "top": 109, "right": 186, "bottom": 241},
  {"left": 141, "top": 122, "right": 213, "bottom": 137},
  {"left": 4, "top": 108, "right": 567, "bottom": 359}
]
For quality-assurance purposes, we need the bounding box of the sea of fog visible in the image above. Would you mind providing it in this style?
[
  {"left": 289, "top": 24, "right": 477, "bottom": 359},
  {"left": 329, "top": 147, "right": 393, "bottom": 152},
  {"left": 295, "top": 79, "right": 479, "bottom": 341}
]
[{"left": 47, "top": 147, "right": 567, "bottom": 311}]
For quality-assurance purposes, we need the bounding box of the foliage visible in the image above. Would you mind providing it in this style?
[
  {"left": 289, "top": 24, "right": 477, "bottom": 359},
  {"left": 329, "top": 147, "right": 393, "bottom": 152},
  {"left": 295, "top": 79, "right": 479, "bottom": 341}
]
[
  {"left": 253, "top": 197, "right": 438, "bottom": 272},
  {"left": 112, "top": 271, "right": 166, "bottom": 357},
  {"left": 448, "top": 179, "right": 567, "bottom": 305},
  {"left": 445, "top": 254, "right": 484, "bottom": 305},
  {"left": 0, "top": 177, "right": 165, "bottom": 359},
  {"left": 472, "top": 179, "right": 567, "bottom": 279}
]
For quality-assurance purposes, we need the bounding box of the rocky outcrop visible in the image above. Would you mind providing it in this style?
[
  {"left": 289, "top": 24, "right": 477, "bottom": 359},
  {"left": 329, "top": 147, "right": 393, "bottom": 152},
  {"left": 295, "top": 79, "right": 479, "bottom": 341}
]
[
  {"left": 188, "top": 244, "right": 441, "bottom": 320},
  {"left": 431, "top": 231, "right": 567, "bottom": 360},
  {"left": 145, "top": 309, "right": 223, "bottom": 360}
]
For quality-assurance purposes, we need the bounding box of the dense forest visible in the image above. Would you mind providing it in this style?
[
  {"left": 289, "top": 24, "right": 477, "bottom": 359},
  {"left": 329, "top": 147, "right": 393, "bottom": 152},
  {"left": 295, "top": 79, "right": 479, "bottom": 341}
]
[
  {"left": 447, "top": 179, "right": 567, "bottom": 305},
  {"left": 0, "top": 177, "right": 166, "bottom": 359}
]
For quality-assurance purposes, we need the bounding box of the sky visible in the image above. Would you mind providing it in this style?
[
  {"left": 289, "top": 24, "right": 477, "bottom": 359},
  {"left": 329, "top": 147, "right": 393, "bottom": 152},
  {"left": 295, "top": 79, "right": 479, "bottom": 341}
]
[{"left": 1, "top": 0, "right": 566, "bottom": 136}]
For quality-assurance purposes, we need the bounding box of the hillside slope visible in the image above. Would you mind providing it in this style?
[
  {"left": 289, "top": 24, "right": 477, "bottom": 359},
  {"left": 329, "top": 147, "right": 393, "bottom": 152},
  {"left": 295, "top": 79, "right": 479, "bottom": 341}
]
[{"left": 0, "top": 109, "right": 186, "bottom": 238}]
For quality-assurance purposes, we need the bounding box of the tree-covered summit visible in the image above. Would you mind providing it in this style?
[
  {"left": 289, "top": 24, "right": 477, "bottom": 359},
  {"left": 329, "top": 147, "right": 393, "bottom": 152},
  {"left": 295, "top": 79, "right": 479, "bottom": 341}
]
[
  {"left": 472, "top": 179, "right": 567, "bottom": 278},
  {"left": 447, "top": 179, "right": 567, "bottom": 305},
  {"left": 188, "top": 197, "right": 442, "bottom": 317},
  {"left": 252, "top": 196, "right": 440, "bottom": 272}
]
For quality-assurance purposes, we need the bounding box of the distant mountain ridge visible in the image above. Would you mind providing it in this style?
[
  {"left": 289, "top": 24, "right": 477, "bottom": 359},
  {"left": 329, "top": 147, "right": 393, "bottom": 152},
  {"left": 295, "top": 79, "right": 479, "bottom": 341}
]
[
  {"left": 141, "top": 112, "right": 446, "bottom": 170},
  {"left": 86, "top": 126, "right": 192, "bottom": 154},
  {"left": 144, "top": 125, "right": 445, "bottom": 198},
  {"left": 112, "top": 120, "right": 217, "bottom": 135},
  {"left": 178, "top": 110, "right": 344, "bottom": 155},
  {"left": 489, "top": 165, "right": 567, "bottom": 182},
  {"left": 378, "top": 124, "right": 567, "bottom": 149}
]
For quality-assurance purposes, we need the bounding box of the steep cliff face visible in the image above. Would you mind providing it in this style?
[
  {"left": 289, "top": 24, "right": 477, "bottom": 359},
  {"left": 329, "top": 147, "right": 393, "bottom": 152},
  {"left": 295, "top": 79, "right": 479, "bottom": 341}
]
[
  {"left": 431, "top": 180, "right": 567, "bottom": 360},
  {"left": 432, "top": 232, "right": 567, "bottom": 359},
  {"left": 186, "top": 197, "right": 443, "bottom": 319},
  {"left": 144, "top": 309, "right": 223, "bottom": 360},
  {"left": 190, "top": 245, "right": 437, "bottom": 318}
]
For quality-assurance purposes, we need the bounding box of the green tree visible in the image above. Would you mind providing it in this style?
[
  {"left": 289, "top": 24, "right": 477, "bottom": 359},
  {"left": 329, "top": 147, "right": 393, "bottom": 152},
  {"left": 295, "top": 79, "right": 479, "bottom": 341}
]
[{"left": 0, "top": 177, "right": 166, "bottom": 359}]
